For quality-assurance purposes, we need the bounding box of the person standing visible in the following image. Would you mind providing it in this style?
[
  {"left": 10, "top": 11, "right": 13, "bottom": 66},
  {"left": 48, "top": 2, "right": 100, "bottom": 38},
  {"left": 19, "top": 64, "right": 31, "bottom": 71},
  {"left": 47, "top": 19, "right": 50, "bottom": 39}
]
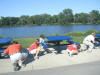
[{"left": 4, "top": 41, "right": 27, "bottom": 71}]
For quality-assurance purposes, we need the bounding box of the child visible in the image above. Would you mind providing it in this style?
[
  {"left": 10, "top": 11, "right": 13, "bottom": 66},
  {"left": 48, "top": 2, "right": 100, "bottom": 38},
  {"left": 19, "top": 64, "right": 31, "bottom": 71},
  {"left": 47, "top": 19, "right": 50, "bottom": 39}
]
[
  {"left": 27, "top": 39, "right": 42, "bottom": 59},
  {"left": 66, "top": 44, "right": 78, "bottom": 56}
]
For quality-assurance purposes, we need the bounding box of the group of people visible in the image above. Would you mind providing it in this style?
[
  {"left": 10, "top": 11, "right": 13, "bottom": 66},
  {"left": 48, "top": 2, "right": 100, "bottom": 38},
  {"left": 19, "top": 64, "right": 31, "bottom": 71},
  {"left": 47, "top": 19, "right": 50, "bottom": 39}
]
[
  {"left": 3, "top": 32, "right": 99, "bottom": 71},
  {"left": 4, "top": 34, "right": 46, "bottom": 71},
  {"left": 66, "top": 32, "right": 99, "bottom": 57}
]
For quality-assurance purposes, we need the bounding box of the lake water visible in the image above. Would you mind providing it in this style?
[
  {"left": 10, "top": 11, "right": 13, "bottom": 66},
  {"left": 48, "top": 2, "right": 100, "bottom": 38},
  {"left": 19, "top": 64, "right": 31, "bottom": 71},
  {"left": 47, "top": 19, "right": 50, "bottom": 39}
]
[{"left": 0, "top": 25, "right": 100, "bottom": 38}]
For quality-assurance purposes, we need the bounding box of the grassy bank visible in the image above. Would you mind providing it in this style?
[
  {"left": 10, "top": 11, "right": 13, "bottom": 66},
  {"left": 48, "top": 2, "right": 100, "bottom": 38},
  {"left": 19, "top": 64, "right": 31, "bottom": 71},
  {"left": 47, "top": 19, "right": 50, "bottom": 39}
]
[
  {"left": 14, "top": 37, "right": 37, "bottom": 48},
  {"left": 13, "top": 35, "right": 84, "bottom": 48},
  {"left": 11, "top": 29, "right": 100, "bottom": 48}
]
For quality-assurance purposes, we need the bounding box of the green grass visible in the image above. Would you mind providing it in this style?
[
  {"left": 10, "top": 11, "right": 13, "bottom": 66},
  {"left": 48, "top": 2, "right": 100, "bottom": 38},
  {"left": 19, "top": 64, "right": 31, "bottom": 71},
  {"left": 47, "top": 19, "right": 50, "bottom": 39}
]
[
  {"left": 12, "top": 36, "right": 85, "bottom": 48},
  {"left": 4, "top": 29, "right": 100, "bottom": 48},
  {"left": 72, "top": 36, "right": 85, "bottom": 43},
  {"left": 14, "top": 37, "right": 37, "bottom": 48}
]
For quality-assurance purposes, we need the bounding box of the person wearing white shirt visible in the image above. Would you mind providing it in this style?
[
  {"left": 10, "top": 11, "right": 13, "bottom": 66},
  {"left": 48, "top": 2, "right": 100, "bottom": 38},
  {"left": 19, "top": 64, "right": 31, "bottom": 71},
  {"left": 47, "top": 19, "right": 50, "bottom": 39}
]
[{"left": 81, "top": 32, "right": 96, "bottom": 52}]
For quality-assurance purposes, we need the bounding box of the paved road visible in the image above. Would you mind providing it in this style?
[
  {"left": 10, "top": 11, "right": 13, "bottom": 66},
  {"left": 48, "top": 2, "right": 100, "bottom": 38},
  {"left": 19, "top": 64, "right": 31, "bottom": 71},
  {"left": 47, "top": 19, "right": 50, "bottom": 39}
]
[{"left": 1, "top": 61, "right": 100, "bottom": 75}]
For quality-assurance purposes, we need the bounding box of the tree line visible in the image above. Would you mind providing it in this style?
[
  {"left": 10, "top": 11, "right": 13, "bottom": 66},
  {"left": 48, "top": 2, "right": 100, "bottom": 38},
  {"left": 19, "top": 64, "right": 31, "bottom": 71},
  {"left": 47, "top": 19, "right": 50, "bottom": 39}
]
[{"left": 0, "top": 8, "right": 100, "bottom": 27}]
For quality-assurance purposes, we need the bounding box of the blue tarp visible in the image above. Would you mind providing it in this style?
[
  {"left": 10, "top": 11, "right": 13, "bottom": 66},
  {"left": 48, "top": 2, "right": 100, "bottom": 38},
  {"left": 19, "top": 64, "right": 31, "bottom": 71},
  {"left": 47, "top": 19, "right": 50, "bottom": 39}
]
[
  {"left": 0, "top": 38, "right": 13, "bottom": 45},
  {"left": 0, "top": 38, "right": 13, "bottom": 53},
  {"left": 96, "top": 34, "right": 100, "bottom": 37},
  {"left": 45, "top": 36, "right": 72, "bottom": 41},
  {"left": 0, "top": 49, "right": 5, "bottom": 53}
]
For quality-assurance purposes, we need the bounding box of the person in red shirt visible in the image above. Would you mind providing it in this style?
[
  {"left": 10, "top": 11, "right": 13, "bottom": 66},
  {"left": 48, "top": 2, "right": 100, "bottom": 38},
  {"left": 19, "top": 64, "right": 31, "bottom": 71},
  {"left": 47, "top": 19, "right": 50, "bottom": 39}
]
[
  {"left": 4, "top": 41, "right": 28, "bottom": 71},
  {"left": 27, "top": 39, "right": 42, "bottom": 59},
  {"left": 4, "top": 42, "right": 22, "bottom": 56},
  {"left": 66, "top": 44, "right": 78, "bottom": 56}
]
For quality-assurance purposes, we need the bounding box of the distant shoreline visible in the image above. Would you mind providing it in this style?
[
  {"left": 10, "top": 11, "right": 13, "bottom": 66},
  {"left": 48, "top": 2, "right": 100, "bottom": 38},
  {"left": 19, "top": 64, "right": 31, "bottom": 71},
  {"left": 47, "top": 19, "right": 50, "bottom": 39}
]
[{"left": 0, "top": 24, "right": 100, "bottom": 28}]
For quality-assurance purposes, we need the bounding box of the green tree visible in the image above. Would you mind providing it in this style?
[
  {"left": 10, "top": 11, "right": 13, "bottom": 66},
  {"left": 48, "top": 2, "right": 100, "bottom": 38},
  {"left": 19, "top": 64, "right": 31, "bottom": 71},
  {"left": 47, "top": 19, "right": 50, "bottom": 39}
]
[
  {"left": 17, "top": 15, "right": 30, "bottom": 25},
  {"left": 0, "top": 17, "right": 19, "bottom": 26},
  {"left": 51, "top": 15, "right": 59, "bottom": 24},
  {"left": 63, "top": 9, "right": 74, "bottom": 24},
  {"left": 0, "top": 9, "right": 100, "bottom": 27},
  {"left": 74, "top": 13, "right": 89, "bottom": 24},
  {"left": 58, "top": 12, "right": 65, "bottom": 25},
  {"left": 88, "top": 10, "right": 100, "bottom": 24},
  {"left": 58, "top": 8, "right": 74, "bottom": 25}
]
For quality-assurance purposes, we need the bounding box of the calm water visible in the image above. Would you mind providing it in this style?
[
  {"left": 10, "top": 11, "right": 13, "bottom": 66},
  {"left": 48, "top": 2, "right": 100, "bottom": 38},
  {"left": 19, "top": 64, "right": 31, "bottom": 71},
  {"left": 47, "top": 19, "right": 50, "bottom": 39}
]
[{"left": 0, "top": 25, "right": 100, "bottom": 38}]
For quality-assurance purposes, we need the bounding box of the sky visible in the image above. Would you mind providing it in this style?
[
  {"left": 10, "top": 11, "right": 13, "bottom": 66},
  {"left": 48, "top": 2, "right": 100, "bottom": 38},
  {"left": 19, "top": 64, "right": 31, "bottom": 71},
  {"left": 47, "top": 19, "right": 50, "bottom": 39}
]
[{"left": 0, "top": 0, "right": 100, "bottom": 17}]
